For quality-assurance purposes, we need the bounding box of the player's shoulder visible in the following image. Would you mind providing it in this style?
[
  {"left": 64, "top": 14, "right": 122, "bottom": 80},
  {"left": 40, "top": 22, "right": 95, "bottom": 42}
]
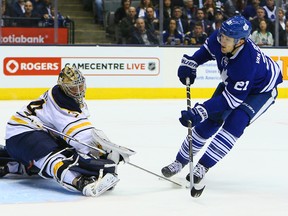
[
  {"left": 236, "top": 40, "right": 259, "bottom": 64},
  {"left": 50, "top": 85, "right": 82, "bottom": 113},
  {"left": 228, "top": 42, "right": 258, "bottom": 80}
]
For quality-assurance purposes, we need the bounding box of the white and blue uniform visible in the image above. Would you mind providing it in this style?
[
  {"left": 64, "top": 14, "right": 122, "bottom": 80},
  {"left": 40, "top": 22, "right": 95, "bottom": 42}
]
[
  {"left": 176, "top": 30, "right": 283, "bottom": 168},
  {"left": 5, "top": 85, "right": 95, "bottom": 166}
]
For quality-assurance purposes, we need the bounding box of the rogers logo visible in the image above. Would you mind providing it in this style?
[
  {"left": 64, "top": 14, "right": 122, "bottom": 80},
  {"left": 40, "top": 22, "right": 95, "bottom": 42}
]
[
  {"left": 4, "top": 57, "right": 62, "bottom": 76},
  {"left": 6, "top": 60, "right": 19, "bottom": 73}
]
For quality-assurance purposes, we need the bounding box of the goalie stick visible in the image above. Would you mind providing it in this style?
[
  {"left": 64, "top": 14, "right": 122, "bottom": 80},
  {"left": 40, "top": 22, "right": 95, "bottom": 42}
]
[
  {"left": 127, "top": 162, "right": 183, "bottom": 187},
  {"left": 24, "top": 115, "right": 181, "bottom": 187},
  {"left": 186, "top": 77, "right": 205, "bottom": 198},
  {"left": 23, "top": 113, "right": 135, "bottom": 156}
]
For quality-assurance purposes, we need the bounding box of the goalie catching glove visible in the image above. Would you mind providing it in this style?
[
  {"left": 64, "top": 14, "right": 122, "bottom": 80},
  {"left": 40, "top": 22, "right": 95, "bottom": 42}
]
[{"left": 92, "top": 129, "right": 135, "bottom": 164}]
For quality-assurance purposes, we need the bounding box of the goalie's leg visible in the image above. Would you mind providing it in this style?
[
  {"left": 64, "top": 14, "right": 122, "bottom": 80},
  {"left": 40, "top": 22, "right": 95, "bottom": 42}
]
[
  {"left": 0, "top": 145, "right": 39, "bottom": 177},
  {"left": 34, "top": 148, "right": 119, "bottom": 196},
  {"left": 5, "top": 131, "right": 119, "bottom": 196}
]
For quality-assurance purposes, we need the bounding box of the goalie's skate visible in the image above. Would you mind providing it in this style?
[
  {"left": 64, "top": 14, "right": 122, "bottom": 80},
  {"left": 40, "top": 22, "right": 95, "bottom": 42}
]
[
  {"left": 77, "top": 173, "right": 120, "bottom": 197},
  {"left": 161, "top": 160, "right": 183, "bottom": 178}
]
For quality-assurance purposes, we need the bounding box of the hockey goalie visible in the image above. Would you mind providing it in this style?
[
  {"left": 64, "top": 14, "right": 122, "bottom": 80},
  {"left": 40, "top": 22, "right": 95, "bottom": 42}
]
[{"left": 1, "top": 65, "right": 134, "bottom": 197}]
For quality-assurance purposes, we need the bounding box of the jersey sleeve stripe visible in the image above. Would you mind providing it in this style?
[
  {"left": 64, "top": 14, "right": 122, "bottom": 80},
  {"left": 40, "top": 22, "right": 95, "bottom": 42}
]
[
  {"left": 10, "top": 115, "right": 29, "bottom": 125},
  {"left": 203, "top": 42, "right": 216, "bottom": 60},
  {"left": 260, "top": 58, "right": 281, "bottom": 93},
  {"left": 65, "top": 121, "right": 92, "bottom": 138}
]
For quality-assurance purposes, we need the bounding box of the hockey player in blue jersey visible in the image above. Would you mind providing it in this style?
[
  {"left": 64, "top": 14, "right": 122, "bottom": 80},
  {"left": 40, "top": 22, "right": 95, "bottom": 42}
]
[{"left": 161, "top": 15, "right": 283, "bottom": 183}]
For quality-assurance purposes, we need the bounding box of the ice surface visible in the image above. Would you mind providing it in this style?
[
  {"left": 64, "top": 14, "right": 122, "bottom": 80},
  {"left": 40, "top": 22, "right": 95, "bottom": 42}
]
[{"left": 0, "top": 99, "right": 287, "bottom": 216}]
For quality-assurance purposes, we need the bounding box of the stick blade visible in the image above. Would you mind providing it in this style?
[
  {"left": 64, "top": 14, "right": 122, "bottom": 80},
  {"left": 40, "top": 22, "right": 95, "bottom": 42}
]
[{"left": 191, "top": 186, "right": 205, "bottom": 198}]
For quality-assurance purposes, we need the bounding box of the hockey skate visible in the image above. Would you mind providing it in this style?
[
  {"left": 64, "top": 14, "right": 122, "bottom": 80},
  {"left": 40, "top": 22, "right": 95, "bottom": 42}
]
[
  {"left": 77, "top": 173, "right": 120, "bottom": 197},
  {"left": 161, "top": 160, "right": 183, "bottom": 178},
  {"left": 186, "top": 163, "right": 209, "bottom": 184}
]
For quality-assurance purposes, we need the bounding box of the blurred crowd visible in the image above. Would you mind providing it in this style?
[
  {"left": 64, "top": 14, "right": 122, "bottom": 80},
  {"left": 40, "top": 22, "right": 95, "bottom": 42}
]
[
  {"left": 2, "top": 0, "right": 288, "bottom": 46},
  {"left": 95, "top": 0, "right": 288, "bottom": 46},
  {"left": 0, "top": 0, "right": 69, "bottom": 27}
]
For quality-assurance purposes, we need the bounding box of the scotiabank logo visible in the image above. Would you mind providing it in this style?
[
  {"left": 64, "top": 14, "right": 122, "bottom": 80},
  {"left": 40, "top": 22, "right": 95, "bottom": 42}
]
[{"left": 4, "top": 57, "right": 62, "bottom": 75}]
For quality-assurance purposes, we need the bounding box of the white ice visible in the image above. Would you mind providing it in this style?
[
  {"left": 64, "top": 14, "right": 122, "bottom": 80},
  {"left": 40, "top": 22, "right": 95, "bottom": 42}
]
[{"left": 0, "top": 99, "right": 287, "bottom": 216}]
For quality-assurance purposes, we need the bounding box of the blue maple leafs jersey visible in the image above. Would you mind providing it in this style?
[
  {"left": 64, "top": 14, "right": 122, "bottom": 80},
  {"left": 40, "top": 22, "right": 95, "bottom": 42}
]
[{"left": 190, "top": 30, "right": 283, "bottom": 114}]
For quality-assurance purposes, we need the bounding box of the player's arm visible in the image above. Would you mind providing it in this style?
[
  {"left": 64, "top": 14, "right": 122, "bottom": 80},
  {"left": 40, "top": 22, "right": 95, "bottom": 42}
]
[{"left": 178, "top": 31, "right": 218, "bottom": 85}]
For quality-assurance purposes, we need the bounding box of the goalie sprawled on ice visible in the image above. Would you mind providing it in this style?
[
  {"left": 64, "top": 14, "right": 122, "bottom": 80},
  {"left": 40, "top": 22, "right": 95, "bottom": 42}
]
[{"left": 1, "top": 65, "right": 134, "bottom": 197}]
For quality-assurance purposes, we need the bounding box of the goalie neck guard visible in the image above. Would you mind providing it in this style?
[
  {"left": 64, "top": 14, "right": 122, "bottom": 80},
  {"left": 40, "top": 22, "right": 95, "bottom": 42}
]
[{"left": 57, "top": 66, "right": 86, "bottom": 105}]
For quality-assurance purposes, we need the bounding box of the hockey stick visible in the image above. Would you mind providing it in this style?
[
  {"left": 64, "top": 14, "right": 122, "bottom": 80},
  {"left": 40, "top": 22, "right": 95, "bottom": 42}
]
[
  {"left": 34, "top": 123, "right": 107, "bottom": 154},
  {"left": 127, "top": 162, "right": 182, "bottom": 187},
  {"left": 186, "top": 77, "right": 205, "bottom": 197},
  {"left": 24, "top": 116, "right": 182, "bottom": 187}
]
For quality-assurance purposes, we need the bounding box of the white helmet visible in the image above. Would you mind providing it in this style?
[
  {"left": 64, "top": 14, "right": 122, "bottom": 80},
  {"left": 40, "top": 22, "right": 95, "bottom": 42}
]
[{"left": 57, "top": 65, "right": 86, "bottom": 105}]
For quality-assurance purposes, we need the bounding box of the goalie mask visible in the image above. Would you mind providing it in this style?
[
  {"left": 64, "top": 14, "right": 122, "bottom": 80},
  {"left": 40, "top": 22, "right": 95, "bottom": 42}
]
[{"left": 57, "top": 66, "right": 86, "bottom": 104}]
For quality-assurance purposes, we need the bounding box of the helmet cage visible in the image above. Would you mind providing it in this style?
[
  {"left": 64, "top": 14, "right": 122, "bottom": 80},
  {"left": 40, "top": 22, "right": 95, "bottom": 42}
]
[{"left": 57, "top": 66, "right": 86, "bottom": 104}]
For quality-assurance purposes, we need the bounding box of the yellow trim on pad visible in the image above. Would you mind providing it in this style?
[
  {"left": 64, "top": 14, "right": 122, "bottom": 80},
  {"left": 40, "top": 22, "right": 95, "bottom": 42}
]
[{"left": 0, "top": 88, "right": 287, "bottom": 100}]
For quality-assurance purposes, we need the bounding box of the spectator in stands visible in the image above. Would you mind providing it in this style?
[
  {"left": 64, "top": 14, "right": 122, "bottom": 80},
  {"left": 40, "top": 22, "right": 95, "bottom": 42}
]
[
  {"left": 162, "top": 18, "right": 183, "bottom": 45},
  {"left": 37, "top": 0, "right": 52, "bottom": 18},
  {"left": 114, "top": 0, "right": 131, "bottom": 25},
  {"left": 136, "top": 0, "right": 158, "bottom": 18},
  {"left": 203, "top": 0, "right": 216, "bottom": 21},
  {"left": 145, "top": 6, "right": 159, "bottom": 37},
  {"left": 223, "top": 0, "right": 245, "bottom": 19},
  {"left": 12, "top": 0, "right": 25, "bottom": 17},
  {"left": 182, "top": 0, "right": 197, "bottom": 25},
  {"left": 118, "top": 6, "right": 138, "bottom": 44},
  {"left": 190, "top": 8, "right": 213, "bottom": 36},
  {"left": 242, "top": 0, "right": 260, "bottom": 21},
  {"left": 250, "top": 19, "right": 274, "bottom": 46},
  {"left": 163, "top": 0, "right": 173, "bottom": 20},
  {"left": 114, "top": 0, "right": 132, "bottom": 44},
  {"left": 262, "top": 0, "right": 276, "bottom": 22},
  {"left": 277, "top": 7, "right": 286, "bottom": 31},
  {"left": 279, "top": 20, "right": 288, "bottom": 46},
  {"left": 129, "top": 17, "right": 159, "bottom": 44},
  {"left": 211, "top": 8, "right": 224, "bottom": 30},
  {"left": 250, "top": 6, "right": 274, "bottom": 37},
  {"left": 184, "top": 21, "right": 207, "bottom": 45},
  {"left": 276, "top": 8, "right": 286, "bottom": 46},
  {"left": 167, "top": 6, "right": 189, "bottom": 36},
  {"left": 17, "top": 0, "right": 40, "bottom": 27},
  {"left": 42, "top": 5, "right": 65, "bottom": 27}
]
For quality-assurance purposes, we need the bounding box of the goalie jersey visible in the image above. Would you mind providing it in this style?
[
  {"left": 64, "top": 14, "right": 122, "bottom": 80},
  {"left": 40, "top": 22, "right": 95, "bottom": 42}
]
[
  {"left": 190, "top": 30, "right": 283, "bottom": 114},
  {"left": 5, "top": 85, "right": 94, "bottom": 154}
]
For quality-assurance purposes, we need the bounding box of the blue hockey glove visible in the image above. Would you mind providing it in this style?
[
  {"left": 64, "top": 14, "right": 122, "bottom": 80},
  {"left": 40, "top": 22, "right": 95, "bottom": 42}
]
[
  {"left": 178, "top": 54, "right": 198, "bottom": 85},
  {"left": 179, "top": 104, "right": 208, "bottom": 127}
]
